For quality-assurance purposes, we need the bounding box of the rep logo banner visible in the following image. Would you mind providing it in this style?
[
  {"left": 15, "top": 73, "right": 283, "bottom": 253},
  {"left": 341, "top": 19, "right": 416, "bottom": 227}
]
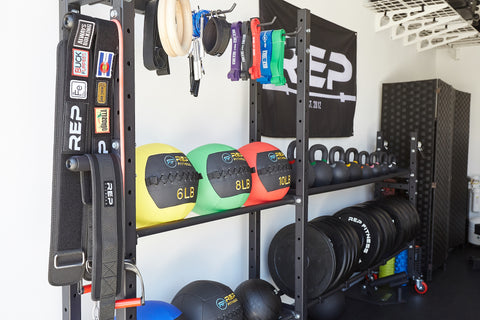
[
  {"left": 96, "top": 51, "right": 114, "bottom": 78},
  {"left": 260, "top": 0, "right": 357, "bottom": 138}
]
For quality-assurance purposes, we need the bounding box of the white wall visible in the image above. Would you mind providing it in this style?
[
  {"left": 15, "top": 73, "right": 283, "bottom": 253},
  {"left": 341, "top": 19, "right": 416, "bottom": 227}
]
[
  {"left": 4, "top": 0, "right": 439, "bottom": 318},
  {"left": 436, "top": 46, "right": 480, "bottom": 176}
]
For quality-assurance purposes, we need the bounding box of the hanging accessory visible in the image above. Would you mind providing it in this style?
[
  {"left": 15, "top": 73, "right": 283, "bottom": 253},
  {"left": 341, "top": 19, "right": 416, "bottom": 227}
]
[
  {"left": 270, "top": 29, "right": 286, "bottom": 86},
  {"left": 202, "top": 15, "right": 231, "bottom": 56},
  {"left": 228, "top": 22, "right": 242, "bottom": 81},
  {"left": 157, "top": 0, "right": 193, "bottom": 57},
  {"left": 240, "top": 21, "right": 252, "bottom": 80},
  {"left": 248, "top": 18, "right": 261, "bottom": 80},
  {"left": 143, "top": 0, "right": 170, "bottom": 75},
  {"left": 256, "top": 30, "right": 273, "bottom": 84},
  {"left": 192, "top": 9, "right": 210, "bottom": 38}
]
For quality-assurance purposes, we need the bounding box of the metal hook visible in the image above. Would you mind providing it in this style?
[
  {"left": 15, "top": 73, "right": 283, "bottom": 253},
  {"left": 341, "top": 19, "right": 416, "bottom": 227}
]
[
  {"left": 205, "top": 3, "right": 236, "bottom": 17},
  {"left": 259, "top": 16, "right": 277, "bottom": 27},
  {"left": 285, "top": 26, "right": 302, "bottom": 37}
]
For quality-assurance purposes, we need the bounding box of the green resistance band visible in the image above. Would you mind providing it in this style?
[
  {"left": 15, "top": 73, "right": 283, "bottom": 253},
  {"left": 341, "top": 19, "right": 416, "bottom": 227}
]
[{"left": 270, "top": 29, "right": 286, "bottom": 86}]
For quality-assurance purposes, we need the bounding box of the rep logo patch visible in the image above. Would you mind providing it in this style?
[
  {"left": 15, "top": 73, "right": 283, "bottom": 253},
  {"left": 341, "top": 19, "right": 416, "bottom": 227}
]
[
  {"left": 72, "top": 49, "right": 89, "bottom": 77},
  {"left": 96, "top": 81, "right": 108, "bottom": 105},
  {"left": 74, "top": 20, "right": 95, "bottom": 49},
  {"left": 216, "top": 298, "right": 227, "bottom": 310},
  {"left": 94, "top": 107, "right": 110, "bottom": 134},
  {"left": 96, "top": 51, "right": 114, "bottom": 78},
  {"left": 222, "top": 153, "right": 234, "bottom": 164},
  {"left": 104, "top": 181, "right": 114, "bottom": 207},
  {"left": 268, "top": 152, "right": 277, "bottom": 162},
  {"left": 70, "top": 80, "right": 87, "bottom": 99},
  {"left": 164, "top": 155, "right": 177, "bottom": 168}
]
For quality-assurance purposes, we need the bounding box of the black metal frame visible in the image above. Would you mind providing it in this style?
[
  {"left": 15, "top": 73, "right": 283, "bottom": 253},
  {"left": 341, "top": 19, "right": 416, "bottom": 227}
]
[{"left": 58, "top": 2, "right": 418, "bottom": 319}]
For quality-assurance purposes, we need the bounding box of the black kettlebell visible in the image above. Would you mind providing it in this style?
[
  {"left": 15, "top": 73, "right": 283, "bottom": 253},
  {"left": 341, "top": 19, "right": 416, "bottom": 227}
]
[
  {"left": 328, "top": 146, "right": 350, "bottom": 184},
  {"left": 345, "top": 148, "right": 362, "bottom": 181},
  {"left": 287, "top": 140, "right": 315, "bottom": 188},
  {"left": 309, "top": 144, "right": 333, "bottom": 187},
  {"left": 378, "top": 151, "right": 390, "bottom": 175},
  {"left": 358, "top": 151, "right": 373, "bottom": 179},
  {"left": 388, "top": 154, "right": 398, "bottom": 172},
  {"left": 369, "top": 152, "right": 382, "bottom": 177}
]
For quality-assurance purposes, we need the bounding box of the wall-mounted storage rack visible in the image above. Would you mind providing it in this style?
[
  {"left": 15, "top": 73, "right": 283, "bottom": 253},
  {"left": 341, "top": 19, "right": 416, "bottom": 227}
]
[
  {"left": 363, "top": 0, "right": 480, "bottom": 51},
  {"left": 58, "top": 1, "right": 419, "bottom": 319}
]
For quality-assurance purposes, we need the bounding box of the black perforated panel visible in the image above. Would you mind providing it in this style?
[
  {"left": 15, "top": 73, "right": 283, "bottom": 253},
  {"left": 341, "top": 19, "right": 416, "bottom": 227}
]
[{"left": 449, "top": 91, "right": 471, "bottom": 248}]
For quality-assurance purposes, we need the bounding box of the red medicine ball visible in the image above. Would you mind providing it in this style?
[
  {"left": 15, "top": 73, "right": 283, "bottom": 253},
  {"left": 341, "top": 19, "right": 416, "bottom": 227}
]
[{"left": 239, "top": 142, "right": 292, "bottom": 206}]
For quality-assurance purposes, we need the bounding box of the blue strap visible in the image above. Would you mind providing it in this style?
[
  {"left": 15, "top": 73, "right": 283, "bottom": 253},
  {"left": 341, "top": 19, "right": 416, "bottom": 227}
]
[{"left": 257, "top": 30, "right": 273, "bottom": 84}]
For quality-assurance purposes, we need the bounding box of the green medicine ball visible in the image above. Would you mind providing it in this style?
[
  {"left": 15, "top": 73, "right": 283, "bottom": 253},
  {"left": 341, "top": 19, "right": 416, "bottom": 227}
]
[{"left": 187, "top": 143, "right": 252, "bottom": 215}]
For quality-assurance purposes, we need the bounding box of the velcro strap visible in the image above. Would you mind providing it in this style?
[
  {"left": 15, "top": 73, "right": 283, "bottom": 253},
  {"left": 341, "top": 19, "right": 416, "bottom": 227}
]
[
  {"left": 248, "top": 18, "right": 261, "bottom": 79},
  {"left": 256, "top": 30, "right": 273, "bottom": 84},
  {"left": 202, "top": 17, "right": 231, "bottom": 56},
  {"left": 146, "top": 171, "right": 201, "bottom": 186},
  {"left": 240, "top": 21, "right": 252, "bottom": 81},
  {"left": 270, "top": 29, "right": 286, "bottom": 86},
  {"left": 256, "top": 162, "right": 291, "bottom": 176},
  {"left": 227, "top": 22, "right": 242, "bottom": 81}
]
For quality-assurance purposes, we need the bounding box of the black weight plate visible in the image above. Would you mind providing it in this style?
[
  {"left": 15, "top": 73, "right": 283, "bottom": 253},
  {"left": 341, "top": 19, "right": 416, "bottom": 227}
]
[
  {"left": 329, "top": 216, "right": 362, "bottom": 275},
  {"left": 313, "top": 216, "right": 355, "bottom": 279},
  {"left": 334, "top": 208, "right": 382, "bottom": 270},
  {"left": 268, "top": 223, "right": 336, "bottom": 299},
  {"left": 310, "top": 218, "right": 349, "bottom": 290},
  {"left": 384, "top": 197, "right": 416, "bottom": 244},
  {"left": 361, "top": 202, "right": 398, "bottom": 259},
  {"left": 350, "top": 204, "right": 389, "bottom": 265},
  {"left": 375, "top": 198, "right": 409, "bottom": 252}
]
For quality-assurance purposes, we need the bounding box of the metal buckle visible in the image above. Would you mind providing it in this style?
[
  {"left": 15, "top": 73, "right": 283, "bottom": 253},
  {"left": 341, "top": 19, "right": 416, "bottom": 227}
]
[{"left": 53, "top": 250, "right": 85, "bottom": 269}]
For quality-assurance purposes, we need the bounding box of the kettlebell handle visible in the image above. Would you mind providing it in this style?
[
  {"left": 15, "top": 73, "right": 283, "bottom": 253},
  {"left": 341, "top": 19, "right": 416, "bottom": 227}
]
[
  {"left": 345, "top": 148, "right": 359, "bottom": 164},
  {"left": 287, "top": 140, "right": 296, "bottom": 162},
  {"left": 358, "top": 151, "right": 370, "bottom": 166},
  {"left": 388, "top": 153, "right": 397, "bottom": 164},
  {"left": 369, "top": 151, "right": 380, "bottom": 164},
  {"left": 378, "top": 151, "right": 388, "bottom": 164},
  {"left": 309, "top": 144, "right": 329, "bottom": 163},
  {"left": 329, "top": 146, "right": 345, "bottom": 164}
]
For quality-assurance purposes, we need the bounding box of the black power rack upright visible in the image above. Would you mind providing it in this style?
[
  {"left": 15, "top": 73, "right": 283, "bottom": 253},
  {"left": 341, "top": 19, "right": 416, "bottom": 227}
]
[{"left": 58, "top": 2, "right": 419, "bottom": 319}]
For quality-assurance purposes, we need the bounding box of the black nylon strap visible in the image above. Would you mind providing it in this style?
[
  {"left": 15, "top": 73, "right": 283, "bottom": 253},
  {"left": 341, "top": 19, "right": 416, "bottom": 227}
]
[
  {"left": 87, "top": 154, "right": 124, "bottom": 320},
  {"left": 202, "top": 17, "right": 231, "bottom": 56}
]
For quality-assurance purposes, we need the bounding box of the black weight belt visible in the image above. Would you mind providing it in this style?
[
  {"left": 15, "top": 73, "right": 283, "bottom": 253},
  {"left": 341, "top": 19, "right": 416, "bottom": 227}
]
[
  {"left": 49, "top": 13, "right": 123, "bottom": 320},
  {"left": 240, "top": 21, "right": 252, "bottom": 80},
  {"left": 202, "top": 16, "right": 231, "bottom": 56}
]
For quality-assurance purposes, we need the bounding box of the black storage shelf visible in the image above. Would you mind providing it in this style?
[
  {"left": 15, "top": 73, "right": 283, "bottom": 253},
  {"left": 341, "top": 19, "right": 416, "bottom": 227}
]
[
  {"left": 137, "top": 196, "right": 296, "bottom": 237},
  {"left": 138, "top": 169, "right": 411, "bottom": 238},
  {"left": 289, "top": 169, "right": 410, "bottom": 196}
]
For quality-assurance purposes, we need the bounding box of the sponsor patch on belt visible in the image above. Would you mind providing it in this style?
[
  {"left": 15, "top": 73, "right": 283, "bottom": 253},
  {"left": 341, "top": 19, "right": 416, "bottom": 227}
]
[
  {"left": 94, "top": 107, "right": 110, "bottom": 134},
  {"left": 72, "top": 49, "right": 89, "bottom": 77},
  {"left": 96, "top": 51, "right": 114, "bottom": 78},
  {"left": 74, "top": 20, "right": 95, "bottom": 49},
  {"left": 70, "top": 80, "right": 87, "bottom": 99},
  {"left": 96, "top": 81, "right": 108, "bottom": 105}
]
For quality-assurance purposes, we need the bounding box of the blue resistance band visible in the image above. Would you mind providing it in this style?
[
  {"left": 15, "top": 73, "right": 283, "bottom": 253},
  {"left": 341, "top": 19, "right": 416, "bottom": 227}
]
[{"left": 257, "top": 30, "right": 272, "bottom": 84}]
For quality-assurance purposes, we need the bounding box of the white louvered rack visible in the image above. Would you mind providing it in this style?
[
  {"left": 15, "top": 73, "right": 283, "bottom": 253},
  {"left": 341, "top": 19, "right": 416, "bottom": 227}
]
[{"left": 364, "top": 0, "right": 480, "bottom": 51}]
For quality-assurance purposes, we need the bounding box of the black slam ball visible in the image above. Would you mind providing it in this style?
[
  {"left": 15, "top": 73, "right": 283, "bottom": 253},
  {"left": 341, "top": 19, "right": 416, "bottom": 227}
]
[{"left": 234, "top": 279, "right": 282, "bottom": 320}]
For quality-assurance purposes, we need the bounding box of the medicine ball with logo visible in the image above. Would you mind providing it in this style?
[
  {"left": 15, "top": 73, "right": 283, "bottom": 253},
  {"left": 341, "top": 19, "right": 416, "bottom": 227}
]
[{"left": 136, "top": 143, "right": 199, "bottom": 228}]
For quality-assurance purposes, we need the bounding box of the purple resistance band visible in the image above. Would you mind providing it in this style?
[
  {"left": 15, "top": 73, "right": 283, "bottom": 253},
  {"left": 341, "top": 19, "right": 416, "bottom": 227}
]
[{"left": 228, "top": 22, "right": 242, "bottom": 81}]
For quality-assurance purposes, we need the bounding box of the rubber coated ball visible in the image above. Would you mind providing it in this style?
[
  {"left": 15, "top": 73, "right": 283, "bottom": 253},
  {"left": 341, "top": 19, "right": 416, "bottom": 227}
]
[
  {"left": 238, "top": 142, "right": 292, "bottom": 206},
  {"left": 171, "top": 280, "right": 243, "bottom": 320},
  {"left": 187, "top": 143, "right": 252, "bottom": 215},
  {"left": 136, "top": 143, "right": 199, "bottom": 228},
  {"left": 234, "top": 279, "right": 282, "bottom": 320}
]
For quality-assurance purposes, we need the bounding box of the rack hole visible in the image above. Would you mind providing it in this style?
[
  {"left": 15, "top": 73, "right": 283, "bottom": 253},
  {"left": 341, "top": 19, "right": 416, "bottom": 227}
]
[
  {"left": 127, "top": 94, "right": 131, "bottom": 99},
  {"left": 129, "top": 283, "right": 133, "bottom": 289},
  {"left": 127, "top": 61, "right": 131, "bottom": 66},
  {"left": 127, "top": 126, "right": 132, "bottom": 131},
  {"left": 128, "top": 221, "right": 132, "bottom": 227},
  {"left": 127, "top": 28, "right": 131, "bottom": 34},
  {"left": 64, "top": 308, "right": 68, "bottom": 312},
  {"left": 128, "top": 190, "right": 132, "bottom": 195}
]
